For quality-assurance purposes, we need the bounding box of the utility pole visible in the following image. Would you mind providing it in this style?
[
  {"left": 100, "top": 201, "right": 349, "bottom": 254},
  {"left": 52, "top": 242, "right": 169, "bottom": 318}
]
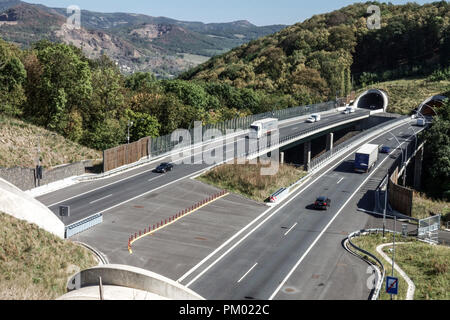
[
  {"left": 391, "top": 215, "right": 397, "bottom": 301},
  {"left": 383, "top": 172, "right": 389, "bottom": 237}
]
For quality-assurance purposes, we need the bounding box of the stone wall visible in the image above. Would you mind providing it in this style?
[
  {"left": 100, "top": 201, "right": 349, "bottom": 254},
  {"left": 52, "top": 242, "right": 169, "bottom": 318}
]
[{"left": 0, "top": 160, "right": 91, "bottom": 191}]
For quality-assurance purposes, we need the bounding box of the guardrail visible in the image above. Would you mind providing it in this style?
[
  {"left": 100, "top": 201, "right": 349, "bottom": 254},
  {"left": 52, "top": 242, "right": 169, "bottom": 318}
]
[
  {"left": 65, "top": 213, "right": 103, "bottom": 238},
  {"left": 345, "top": 229, "right": 401, "bottom": 300},
  {"left": 269, "top": 188, "right": 289, "bottom": 203},
  {"left": 309, "top": 116, "right": 409, "bottom": 172},
  {"left": 243, "top": 111, "right": 372, "bottom": 160}
]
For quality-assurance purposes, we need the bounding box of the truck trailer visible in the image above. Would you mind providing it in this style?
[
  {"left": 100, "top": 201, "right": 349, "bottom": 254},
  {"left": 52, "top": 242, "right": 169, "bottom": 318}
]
[
  {"left": 354, "top": 144, "right": 379, "bottom": 173},
  {"left": 249, "top": 118, "right": 278, "bottom": 139}
]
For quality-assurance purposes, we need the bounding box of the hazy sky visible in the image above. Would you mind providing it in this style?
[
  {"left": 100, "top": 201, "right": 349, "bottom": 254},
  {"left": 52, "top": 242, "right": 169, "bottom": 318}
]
[{"left": 30, "top": 0, "right": 433, "bottom": 26}]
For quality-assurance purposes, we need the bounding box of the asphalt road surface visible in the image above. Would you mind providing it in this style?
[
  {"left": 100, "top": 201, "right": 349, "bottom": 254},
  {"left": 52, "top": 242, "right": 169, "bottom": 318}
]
[{"left": 180, "top": 120, "right": 424, "bottom": 300}]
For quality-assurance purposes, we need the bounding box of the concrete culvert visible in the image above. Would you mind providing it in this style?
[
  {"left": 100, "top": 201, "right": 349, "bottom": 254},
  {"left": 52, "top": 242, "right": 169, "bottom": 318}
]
[{"left": 354, "top": 89, "right": 389, "bottom": 112}]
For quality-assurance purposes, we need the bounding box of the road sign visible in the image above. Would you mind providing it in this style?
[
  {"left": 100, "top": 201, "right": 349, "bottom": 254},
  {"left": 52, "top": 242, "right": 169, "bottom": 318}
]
[
  {"left": 386, "top": 276, "right": 398, "bottom": 295},
  {"left": 59, "top": 206, "right": 70, "bottom": 217}
]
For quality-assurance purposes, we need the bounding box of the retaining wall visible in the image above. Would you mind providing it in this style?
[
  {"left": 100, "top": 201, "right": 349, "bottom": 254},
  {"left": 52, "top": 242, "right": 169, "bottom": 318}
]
[{"left": 0, "top": 160, "right": 91, "bottom": 191}]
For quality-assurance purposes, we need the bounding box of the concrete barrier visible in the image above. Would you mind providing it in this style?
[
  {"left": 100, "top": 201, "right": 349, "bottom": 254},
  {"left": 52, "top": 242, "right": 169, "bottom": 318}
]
[
  {"left": 0, "top": 177, "right": 64, "bottom": 238},
  {"left": 63, "top": 264, "right": 204, "bottom": 300}
]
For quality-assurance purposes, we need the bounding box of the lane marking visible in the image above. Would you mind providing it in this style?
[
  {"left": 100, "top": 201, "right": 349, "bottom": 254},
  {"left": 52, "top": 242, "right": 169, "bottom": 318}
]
[
  {"left": 337, "top": 177, "right": 344, "bottom": 184},
  {"left": 128, "top": 192, "right": 229, "bottom": 254},
  {"left": 268, "top": 126, "right": 426, "bottom": 300},
  {"left": 89, "top": 194, "right": 113, "bottom": 205},
  {"left": 284, "top": 223, "right": 298, "bottom": 236},
  {"left": 180, "top": 120, "right": 418, "bottom": 288},
  {"left": 148, "top": 175, "right": 164, "bottom": 182},
  {"left": 181, "top": 121, "right": 413, "bottom": 287},
  {"left": 238, "top": 263, "right": 258, "bottom": 283},
  {"left": 46, "top": 113, "right": 358, "bottom": 208}
]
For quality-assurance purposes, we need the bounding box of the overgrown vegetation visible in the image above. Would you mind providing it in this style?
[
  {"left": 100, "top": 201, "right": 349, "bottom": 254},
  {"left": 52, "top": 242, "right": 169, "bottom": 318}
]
[
  {"left": 357, "top": 78, "right": 450, "bottom": 115},
  {"left": 181, "top": 2, "right": 450, "bottom": 103},
  {"left": 412, "top": 192, "right": 450, "bottom": 226},
  {"left": 352, "top": 233, "right": 450, "bottom": 300},
  {"left": 421, "top": 99, "right": 450, "bottom": 200},
  {"left": 0, "top": 212, "right": 97, "bottom": 300},
  {"left": 0, "top": 1, "right": 449, "bottom": 158},
  {"left": 197, "top": 161, "right": 307, "bottom": 202},
  {"left": 0, "top": 114, "right": 101, "bottom": 168}
]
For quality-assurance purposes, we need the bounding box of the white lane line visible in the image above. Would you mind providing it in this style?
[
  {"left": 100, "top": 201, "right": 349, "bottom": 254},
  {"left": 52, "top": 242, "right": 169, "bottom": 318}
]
[
  {"left": 180, "top": 120, "right": 418, "bottom": 288},
  {"left": 148, "top": 175, "right": 163, "bottom": 182},
  {"left": 284, "top": 223, "right": 298, "bottom": 236},
  {"left": 237, "top": 263, "right": 258, "bottom": 283},
  {"left": 46, "top": 114, "right": 351, "bottom": 207},
  {"left": 89, "top": 194, "right": 113, "bottom": 205},
  {"left": 268, "top": 126, "right": 426, "bottom": 300},
  {"left": 337, "top": 177, "right": 344, "bottom": 184}
]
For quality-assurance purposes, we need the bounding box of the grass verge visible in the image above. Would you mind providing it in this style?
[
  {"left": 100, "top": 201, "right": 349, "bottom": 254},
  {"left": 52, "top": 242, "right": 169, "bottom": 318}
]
[
  {"left": 357, "top": 78, "right": 450, "bottom": 115},
  {"left": 0, "top": 212, "right": 98, "bottom": 300},
  {"left": 0, "top": 114, "right": 101, "bottom": 169},
  {"left": 412, "top": 192, "right": 450, "bottom": 228},
  {"left": 352, "top": 233, "right": 450, "bottom": 300},
  {"left": 197, "top": 160, "right": 307, "bottom": 202}
]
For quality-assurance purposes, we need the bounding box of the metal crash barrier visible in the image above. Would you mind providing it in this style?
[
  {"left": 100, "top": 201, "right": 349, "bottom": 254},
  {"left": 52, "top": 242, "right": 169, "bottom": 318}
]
[
  {"left": 270, "top": 188, "right": 289, "bottom": 203},
  {"left": 65, "top": 213, "right": 103, "bottom": 238}
]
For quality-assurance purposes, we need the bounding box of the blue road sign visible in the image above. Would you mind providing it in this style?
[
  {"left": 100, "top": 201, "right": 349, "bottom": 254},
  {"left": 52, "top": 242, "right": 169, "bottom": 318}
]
[{"left": 386, "top": 276, "right": 399, "bottom": 295}]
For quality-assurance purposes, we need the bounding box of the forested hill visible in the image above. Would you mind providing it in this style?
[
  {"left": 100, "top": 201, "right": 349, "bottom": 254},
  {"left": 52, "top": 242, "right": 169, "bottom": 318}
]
[{"left": 180, "top": 1, "right": 450, "bottom": 104}]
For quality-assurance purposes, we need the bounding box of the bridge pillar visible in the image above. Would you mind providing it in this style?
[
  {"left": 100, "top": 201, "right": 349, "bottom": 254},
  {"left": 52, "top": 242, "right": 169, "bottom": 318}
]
[
  {"left": 326, "top": 133, "right": 334, "bottom": 152},
  {"left": 303, "top": 141, "right": 311, "bottom": 171},
  {"left": 414, "top": 146, "right": 424, "bottom": 190},
  {"left": 280, "top": 152, "right": 285, "bottom": 164}
]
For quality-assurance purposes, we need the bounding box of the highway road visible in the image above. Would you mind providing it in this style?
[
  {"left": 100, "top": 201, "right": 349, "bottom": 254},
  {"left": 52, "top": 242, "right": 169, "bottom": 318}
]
[
  {"left": 178, "top": 120, "right": 424, "bottom": 300},
  {"left": 38, "top": 109, "right": 369, "bottom": 225}
]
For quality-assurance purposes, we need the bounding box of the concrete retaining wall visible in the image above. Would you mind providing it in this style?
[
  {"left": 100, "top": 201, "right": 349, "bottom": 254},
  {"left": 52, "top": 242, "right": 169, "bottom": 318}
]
[
  {"left": 0, "top": 161, "right": 91, "bottom": 191},
  {"left": 0, "top": 177, "right": 65, "bottom": 238},
  {"left": 65, "top": 264, "right": 204, "bottom": 300}
]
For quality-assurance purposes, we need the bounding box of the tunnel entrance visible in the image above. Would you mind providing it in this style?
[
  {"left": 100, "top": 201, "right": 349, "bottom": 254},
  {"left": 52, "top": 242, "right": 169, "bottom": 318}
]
[
  {"left": 354, "top": 89, "right": 388, "bottom": 112},
  {"left": 417, "top": 95, "right": 447, "bottom": 117}
]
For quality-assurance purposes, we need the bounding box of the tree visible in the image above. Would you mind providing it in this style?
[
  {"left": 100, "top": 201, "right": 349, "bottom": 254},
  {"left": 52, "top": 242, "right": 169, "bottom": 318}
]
[
  {"left": 23, "top": 41, "right": 92, "bottom": 139},
  {"left": 422, "top": 100, "right": 450, "bottom": 199},
  {"left": 125, "top": 109, "right": 160, "bottom": 142},
  {"left": 0, "top": 39, "right": 26, "bottom": 116}
]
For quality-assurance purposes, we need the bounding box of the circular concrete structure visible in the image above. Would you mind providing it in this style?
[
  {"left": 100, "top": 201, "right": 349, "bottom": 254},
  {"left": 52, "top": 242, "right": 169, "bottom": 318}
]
[
  {"left": 354, "top": 89, "right": 389, "bottom": 112},
  {"left": 417, "top": 95, "right": 447, "bottom": 117}
]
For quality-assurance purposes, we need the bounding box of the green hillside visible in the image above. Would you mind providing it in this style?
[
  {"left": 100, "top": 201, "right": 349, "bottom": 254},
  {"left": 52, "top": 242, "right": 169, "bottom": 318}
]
[
  {"left": 180, "top": 2, "right": 450, "bottom": 105},
  {"left": 0, "top": 212, "right": 97, "bottom": 300}
]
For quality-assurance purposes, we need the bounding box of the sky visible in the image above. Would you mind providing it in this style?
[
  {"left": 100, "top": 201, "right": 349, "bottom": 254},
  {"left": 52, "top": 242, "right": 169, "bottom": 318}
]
[{"left": 30, "top": 0, "right": 434, "bottom": 26}]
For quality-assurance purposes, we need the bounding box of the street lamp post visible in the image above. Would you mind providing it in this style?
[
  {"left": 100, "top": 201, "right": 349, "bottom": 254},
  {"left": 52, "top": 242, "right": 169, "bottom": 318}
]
[
  {"left": 383, "top": 171, "right": 389, "bottom": 238},
  {"left": 127, "top": 120, "right": 134, "bottom": 144},
  {"left": 388, "top": 132, "right": 405, "bottom": 166}
]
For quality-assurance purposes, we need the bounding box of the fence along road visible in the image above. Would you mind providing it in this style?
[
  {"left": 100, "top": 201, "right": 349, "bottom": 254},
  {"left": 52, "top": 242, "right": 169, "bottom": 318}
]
[
  {"left": 40, "top": 109, "right": 369, "bottom": 225},
  {"left": 181, "top": 120, "right": 424, "bottom": 300}
]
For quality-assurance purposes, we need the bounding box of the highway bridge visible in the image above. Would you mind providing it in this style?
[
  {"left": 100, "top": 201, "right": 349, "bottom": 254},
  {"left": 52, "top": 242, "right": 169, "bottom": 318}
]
[
  {"left": 38, "top": 108, "right": 372, "bottom": 225},
  {"left": 34, "top": 91, "right": 432, "bottom": 300}
]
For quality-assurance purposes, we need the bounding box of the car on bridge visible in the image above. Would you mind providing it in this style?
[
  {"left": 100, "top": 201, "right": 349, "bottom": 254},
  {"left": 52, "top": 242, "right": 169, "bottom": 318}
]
[
  {"left": 154, "top": 163, "right": 174, "bottom": 173},
  {"left": 380, "top": 145, "right": 391, "bottom": 154},
  {"left": 314, "top": 196, "right": 331, "bottom": 210},
  {"left": 306, "top": 114, "right": 321, "bottom": 123}
]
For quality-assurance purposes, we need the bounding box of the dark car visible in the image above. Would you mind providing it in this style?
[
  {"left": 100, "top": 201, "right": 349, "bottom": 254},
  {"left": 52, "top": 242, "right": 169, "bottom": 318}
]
[
  {"left": 155, "top": 163, "right": 174, "bottom": 173},
  {"left": 380, "top": 146, "right": 391, "bottom": 154},
  {"left": 314, "top": 197, "right": 331, "bottom": 210}
]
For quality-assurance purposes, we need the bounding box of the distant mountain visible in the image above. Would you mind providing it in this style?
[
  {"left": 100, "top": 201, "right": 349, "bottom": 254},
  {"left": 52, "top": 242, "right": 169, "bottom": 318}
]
[{"left": 0, "top": 0, "right": 286, "bottom": 75}]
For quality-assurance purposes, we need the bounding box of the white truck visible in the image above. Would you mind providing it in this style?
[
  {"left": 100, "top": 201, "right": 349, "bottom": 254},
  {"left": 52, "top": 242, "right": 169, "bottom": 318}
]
[
  {"left": 354, "top": 144, "right": 379, "bottom": 173},
  {"left": 249, "top": 118, "right": 278, "bottom": 139}
]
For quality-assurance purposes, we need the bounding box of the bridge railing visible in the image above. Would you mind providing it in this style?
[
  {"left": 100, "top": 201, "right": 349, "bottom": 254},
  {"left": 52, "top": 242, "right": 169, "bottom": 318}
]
[
  {"left": 103, "top": 101, "right": 337, "bottom": 172},
  {"left": 242, "top": 111, "right": 371, "bottom": 159},
  {"left": 309, "top": 115, "right": 408, "bottom": 171}
]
